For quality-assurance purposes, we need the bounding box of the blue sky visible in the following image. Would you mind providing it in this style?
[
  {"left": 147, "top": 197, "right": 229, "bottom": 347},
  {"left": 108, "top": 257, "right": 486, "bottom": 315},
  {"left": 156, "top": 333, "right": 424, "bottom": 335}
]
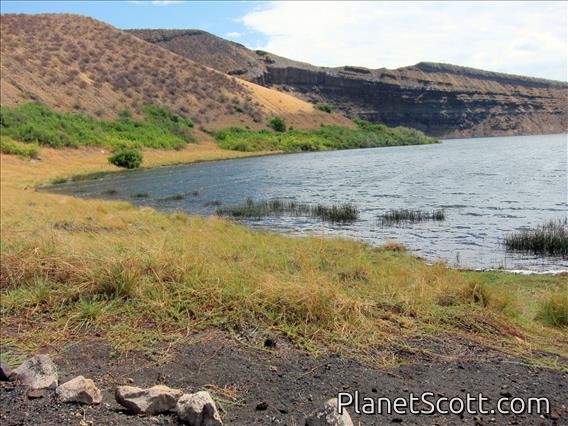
[{"left": 1, "top": 1, "right": 566, "bottom": 81}]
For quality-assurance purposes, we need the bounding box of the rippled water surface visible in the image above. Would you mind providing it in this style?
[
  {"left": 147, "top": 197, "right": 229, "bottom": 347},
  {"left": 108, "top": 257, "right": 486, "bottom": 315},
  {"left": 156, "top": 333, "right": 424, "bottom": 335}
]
[{"left": 47, "top": 134, "right": 568, "bottom": 271}]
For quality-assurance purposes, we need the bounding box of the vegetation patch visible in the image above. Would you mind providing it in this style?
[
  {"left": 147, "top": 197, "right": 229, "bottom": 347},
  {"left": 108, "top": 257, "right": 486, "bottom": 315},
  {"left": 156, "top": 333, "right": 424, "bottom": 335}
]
[
  {"left": 108, "top": 147, "right": 143, "bottom": 169},
  {"left": 380, "top": 208, "right": 446, "bottom": 225},
  {"left": 314, "top": 102, "right": 333, "bottom": 113},
  {"left": 217, "top": 198, "right": 358, "bottom": 223},
  {"left": 0, "top": 137, "right": 40, "bottom": 159},
  {"left": 215, "top": 119, "right": 438, "bottom": 152},
  {"left": 504, "top": 218, "right": 568, "bottom": 257},
  {"left": 537, "top": 290, "right": 568, "bottom": 328},
  {"left": 0, "top": 103, "right": 194, "bottom": 150}
]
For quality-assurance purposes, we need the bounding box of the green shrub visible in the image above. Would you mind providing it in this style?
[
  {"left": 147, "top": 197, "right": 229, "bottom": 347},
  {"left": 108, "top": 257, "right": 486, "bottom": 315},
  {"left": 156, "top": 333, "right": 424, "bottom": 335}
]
[
  {"left": 0, "top": 137, "right": 39, "bottom": 159},
  {"left": 215, "top": 121, "right": 438, "bottom": 152},
  {"left": 108, "top": 148, "right": 143, "bottom": 169},
  {"left": 0, "top": 103, "right": 194, "bottom": 150},
  {"left": 268, "top": 116, "right": 286, "bottom": 132},
  {"left": 314, "top": 102, "right": 333, "bottom": 113}
]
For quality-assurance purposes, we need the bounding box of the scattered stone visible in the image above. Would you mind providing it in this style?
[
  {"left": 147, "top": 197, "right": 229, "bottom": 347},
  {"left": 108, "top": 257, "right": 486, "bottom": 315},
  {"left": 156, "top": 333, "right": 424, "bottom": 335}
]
[
  {"left": 499, "top": 391, "right": 512, "bottom": 398},
  {"left": 56, "top": 375, "right": 102, "bottom": 405},
  {"left": 256, "top": 401, "right": 268, "bottom": 411},
  {"left": 264, "top": 336, "right": 276, "bottom": 348},
  {"left": 305, "top": 398, "right": 353, "bottom": 426},
  {"left": 115, "top": 384, "right": 182, "bottom": 415},
  {"left": 0, "top": 363, "right": 12, "bottom": 381},
  {"left": 11, "top": 355, "right": 58, "bottom": 390},
  {"left": 176, "top": 391, "right": 223, "bottom": 426},
  {"left": 26, "top": 389, "right": 46, "bottom": 399}
]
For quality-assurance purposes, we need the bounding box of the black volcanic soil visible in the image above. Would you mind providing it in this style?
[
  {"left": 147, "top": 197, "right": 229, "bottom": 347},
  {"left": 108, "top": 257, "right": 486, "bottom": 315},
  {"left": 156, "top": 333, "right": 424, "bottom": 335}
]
[{"left": 1, "top": 333, "right": 566, "bottom": 425}]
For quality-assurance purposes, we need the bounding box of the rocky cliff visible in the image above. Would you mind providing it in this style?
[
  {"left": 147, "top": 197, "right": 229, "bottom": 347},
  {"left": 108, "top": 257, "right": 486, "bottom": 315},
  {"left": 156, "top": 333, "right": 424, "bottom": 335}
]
[{"left": 129, "top": 29, "right": 568, "bottom": 138}]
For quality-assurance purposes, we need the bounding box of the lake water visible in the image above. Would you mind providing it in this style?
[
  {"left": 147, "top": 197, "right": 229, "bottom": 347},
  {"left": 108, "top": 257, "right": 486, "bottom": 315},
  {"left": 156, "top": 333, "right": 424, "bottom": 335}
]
[{"left": 46, "top": 134, "right": 568, "bottom": 272}]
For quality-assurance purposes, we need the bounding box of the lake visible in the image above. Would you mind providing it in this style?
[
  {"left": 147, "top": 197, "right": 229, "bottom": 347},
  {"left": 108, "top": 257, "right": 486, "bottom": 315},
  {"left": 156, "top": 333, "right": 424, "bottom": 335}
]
[{"left": 46, "top": 134, "right": 568, "bottom": 272}]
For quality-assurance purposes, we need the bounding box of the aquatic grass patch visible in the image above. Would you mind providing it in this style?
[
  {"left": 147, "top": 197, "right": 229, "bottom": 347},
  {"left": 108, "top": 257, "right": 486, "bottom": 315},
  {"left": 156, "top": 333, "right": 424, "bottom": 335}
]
[
  {"left": 504, "top": 218, "right": 568, "bottom": 257},
  {"left": 216, "top": 198, "right": 358, "bottom": 223},
  {"left": 380, "top": 208, "right": 446, "bottom": 225}
]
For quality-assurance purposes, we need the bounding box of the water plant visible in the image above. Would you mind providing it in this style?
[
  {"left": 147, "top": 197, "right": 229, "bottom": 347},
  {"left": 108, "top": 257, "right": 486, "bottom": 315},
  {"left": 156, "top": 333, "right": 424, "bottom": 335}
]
[
  {"left": 504, "top": 218, "right": 568, "bottom": 257},
  {"left": 217, "top": 198, "right": 358, "bottom": 223},
  {"left": 380, "top": 208, "right": 446, "bottom": 225}
]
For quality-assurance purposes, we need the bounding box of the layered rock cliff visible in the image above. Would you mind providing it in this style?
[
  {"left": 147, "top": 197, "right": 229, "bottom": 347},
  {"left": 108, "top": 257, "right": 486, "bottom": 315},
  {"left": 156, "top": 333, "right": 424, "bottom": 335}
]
[{"left": 129, "top": 29, "right": 568, "bottom": 138}]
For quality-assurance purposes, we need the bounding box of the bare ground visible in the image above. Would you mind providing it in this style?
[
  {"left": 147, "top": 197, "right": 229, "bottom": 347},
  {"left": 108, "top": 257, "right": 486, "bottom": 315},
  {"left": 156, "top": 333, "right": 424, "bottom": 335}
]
[{"left": 1, "top": 332, "right": 567, "bottom": 425}]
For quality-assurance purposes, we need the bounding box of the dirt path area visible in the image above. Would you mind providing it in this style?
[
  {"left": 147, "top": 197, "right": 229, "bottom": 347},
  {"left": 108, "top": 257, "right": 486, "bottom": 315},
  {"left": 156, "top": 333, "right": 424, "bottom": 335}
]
[{"left": 1, "top": 332, "right": 566, "bottom": 425}]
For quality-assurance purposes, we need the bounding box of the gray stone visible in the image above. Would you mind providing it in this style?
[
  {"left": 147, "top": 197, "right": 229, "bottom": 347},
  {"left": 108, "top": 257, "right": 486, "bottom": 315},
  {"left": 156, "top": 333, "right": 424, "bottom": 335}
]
[
  {"left": 115, "top": 384, "right": 182, "bottom": 415},
  {"left": 11, "top": 355, "right": 58, "bottom": 390},
  {"left": 176, "top": 391, "right": 223, "bottom": 426},
  {"left": 56, "top": 375, "right": 102, "bottom": 404},
  {"left": 305, "top": 398, "right": 353, "bottom": 426}
]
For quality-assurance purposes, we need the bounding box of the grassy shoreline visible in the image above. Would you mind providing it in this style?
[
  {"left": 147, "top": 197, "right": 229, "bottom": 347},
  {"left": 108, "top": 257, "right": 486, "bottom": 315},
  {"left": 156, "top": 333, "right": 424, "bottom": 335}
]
[{"left": 1, "top": 144, "right": 567, "bottom": 370}]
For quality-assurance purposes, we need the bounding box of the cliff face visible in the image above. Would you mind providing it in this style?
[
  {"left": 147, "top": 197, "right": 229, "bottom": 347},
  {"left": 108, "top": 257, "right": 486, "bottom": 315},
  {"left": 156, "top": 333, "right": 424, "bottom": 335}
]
[{"left": 129, "top": 29, "right": 568, "bottom": 138}]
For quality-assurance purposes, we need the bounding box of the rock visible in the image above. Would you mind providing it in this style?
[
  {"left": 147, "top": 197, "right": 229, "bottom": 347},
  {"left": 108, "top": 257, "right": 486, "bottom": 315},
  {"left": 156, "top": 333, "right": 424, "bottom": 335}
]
[
  {"left": 305, "top": 398, "right": 353, "bottom": 426},
  {"left": 56, "top": 375, "right": 102, "bottom": 404},
  {"left": 26, "top": 389, "right": 46, "bottom": 399},
  {"left": 256, "top": 401, "right": 268, "bottom": 411},
  {"left": 115, "top": 384, "right": 182, "bottom": 415},
  {"left": 11, "top": 355, "right": 58, "bottom": 390},
  {"left": 0, "top": 363, "right": 12, "bottom": 381},
  {"left": 176, "top": 391, "right": 223, "bottom": 426}
]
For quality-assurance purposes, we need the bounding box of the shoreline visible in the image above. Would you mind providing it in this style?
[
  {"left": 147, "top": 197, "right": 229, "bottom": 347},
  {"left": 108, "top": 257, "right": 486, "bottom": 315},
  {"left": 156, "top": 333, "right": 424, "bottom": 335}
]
[{"left": 1, "top": 142, "right": 567, "bottom": 374}]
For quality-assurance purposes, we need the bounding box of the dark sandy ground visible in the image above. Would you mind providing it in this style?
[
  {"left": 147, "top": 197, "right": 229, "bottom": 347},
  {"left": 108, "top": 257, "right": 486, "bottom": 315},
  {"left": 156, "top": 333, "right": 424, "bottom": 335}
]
[{"left": 1, "top": 332, "right": 566, "bottom": 425}]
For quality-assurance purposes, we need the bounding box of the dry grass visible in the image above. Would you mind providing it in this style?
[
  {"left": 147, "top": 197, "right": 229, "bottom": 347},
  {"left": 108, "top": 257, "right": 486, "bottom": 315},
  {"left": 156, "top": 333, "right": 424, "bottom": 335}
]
[{"left": 1, "top": 146, "right": 567, "bottom": 370}]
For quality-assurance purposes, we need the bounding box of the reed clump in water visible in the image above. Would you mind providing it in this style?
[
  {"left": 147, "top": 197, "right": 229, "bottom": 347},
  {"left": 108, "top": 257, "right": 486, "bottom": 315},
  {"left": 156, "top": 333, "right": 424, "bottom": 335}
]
[
  {"left": 504, "top": 218, "right": 568, "bottom": 257},
  {"left": 217, "top": 198, "right": 358, "bottom": 223},
  {"left": 380, "top": 208, "right": 446, "bottom": 225}
]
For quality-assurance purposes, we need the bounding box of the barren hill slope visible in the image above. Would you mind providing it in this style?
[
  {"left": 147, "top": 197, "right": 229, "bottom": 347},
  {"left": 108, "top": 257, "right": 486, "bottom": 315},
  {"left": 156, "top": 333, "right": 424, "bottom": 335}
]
[
  {"left": 129, "top": 29, "right": 568, "bottom": 138},
  {"left": 0, "top": 14, "right": 349, "bottom": 131}
]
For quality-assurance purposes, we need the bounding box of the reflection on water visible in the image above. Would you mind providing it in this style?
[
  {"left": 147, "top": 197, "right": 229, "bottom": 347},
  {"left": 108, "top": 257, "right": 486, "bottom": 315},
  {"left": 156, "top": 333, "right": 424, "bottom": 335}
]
[{"left": 46, "top": 134, "right": 568, "bottom": 271}]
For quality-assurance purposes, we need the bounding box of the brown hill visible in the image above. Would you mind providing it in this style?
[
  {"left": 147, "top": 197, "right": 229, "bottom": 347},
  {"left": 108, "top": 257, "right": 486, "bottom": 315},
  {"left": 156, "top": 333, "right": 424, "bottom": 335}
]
[
  {"left": 0, "top": 14, "right": 350, "bottom": 131},
  {"left": 129, "top": 29, "right": 568, "bottom": 138}
]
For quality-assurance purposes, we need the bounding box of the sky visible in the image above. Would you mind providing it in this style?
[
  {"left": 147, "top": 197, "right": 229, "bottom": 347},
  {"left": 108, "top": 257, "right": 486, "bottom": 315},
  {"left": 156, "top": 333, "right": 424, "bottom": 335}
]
[{"left": 1, "top": 1, "right": 566, "bottom": 81}]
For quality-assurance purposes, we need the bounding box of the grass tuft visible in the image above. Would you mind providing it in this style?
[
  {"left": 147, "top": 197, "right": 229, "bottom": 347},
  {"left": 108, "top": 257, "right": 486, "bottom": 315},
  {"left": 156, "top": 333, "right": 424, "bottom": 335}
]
[
  {"left": 380, "top": 208, "right": 446, "bottom": 225},
  {"left": 504, "top": 218, "right": 568, "bottom": 257},
  {"left": 536, "top": 291, "right": 568, "bottom": 328}
]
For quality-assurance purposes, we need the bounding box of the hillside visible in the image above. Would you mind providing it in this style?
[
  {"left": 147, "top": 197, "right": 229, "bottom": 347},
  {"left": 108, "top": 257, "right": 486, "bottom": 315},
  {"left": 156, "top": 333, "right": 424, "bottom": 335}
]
[
  {"left": 129, "top": 29, "right": 568, "bottom": 138},
  {"left": 0, "top": 14, "right": 350, "bottom": 133}
]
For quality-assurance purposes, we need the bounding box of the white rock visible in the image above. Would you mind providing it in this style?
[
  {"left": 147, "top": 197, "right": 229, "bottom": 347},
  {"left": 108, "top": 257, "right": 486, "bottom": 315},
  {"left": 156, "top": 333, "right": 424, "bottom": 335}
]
[
  {"left": 115, "top": 384, "right": 182, "bottom": 414},
  {"left": 176, "top": 391, "right": 223, "bottom": 426},
  {"left": 11, "top": 355, "right": 58, "bottom": 390},
  {"left": 305, "top": 398, "right": 353, "bottom": 426},
  {"left": 56, "top": 375, "right": 102, "bottom": 404}
]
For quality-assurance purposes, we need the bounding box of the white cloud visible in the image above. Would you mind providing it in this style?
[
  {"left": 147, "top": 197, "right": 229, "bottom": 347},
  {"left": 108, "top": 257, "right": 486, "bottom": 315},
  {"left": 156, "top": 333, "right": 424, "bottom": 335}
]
[
  {"left": 241, "top": 1, "right": 567, "bottom": 81},
  {"left": 226, "top": 31, "right": 242, "bottom": 39},
  {"left": 128, "top": 1, "right": 183, "bottom": 5},
  {"left": 151, "top": 1, "right": 183, "bottom": 5}
]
